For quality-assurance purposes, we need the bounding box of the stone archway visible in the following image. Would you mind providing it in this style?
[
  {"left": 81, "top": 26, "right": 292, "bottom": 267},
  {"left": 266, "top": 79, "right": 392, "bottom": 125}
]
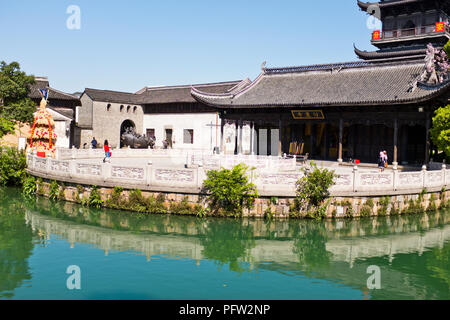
[{"left": 120, "top": 120, "right": 136, "bottom": 148}]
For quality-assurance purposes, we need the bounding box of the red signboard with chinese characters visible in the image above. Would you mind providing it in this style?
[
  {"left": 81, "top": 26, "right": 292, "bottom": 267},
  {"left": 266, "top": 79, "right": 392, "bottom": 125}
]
[
  {"left": 436, "top": 22, "right": 445, "bottom": 33},
  {"left": 372, "top": 30, "right": 381, "bottom": 40}
]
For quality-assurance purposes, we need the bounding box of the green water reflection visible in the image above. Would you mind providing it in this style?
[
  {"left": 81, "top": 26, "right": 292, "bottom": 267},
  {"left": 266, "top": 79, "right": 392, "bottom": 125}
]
[{"left": 0, "top": 187, "right": 449, "bottom": 300}]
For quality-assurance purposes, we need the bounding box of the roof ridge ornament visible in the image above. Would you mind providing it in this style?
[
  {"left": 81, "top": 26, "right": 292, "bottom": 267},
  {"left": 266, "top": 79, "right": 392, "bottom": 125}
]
[
  {"left": 261, "top": 61, "right": 267, "bottom": 72},
  {"left": 418, "top": 43, "right": 450, "bottom": 86}
]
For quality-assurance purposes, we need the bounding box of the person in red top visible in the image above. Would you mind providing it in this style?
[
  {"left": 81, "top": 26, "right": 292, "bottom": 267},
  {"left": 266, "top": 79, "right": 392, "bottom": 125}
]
[{"left": 103, "top": 140, "right": 111, "bottom": 163}]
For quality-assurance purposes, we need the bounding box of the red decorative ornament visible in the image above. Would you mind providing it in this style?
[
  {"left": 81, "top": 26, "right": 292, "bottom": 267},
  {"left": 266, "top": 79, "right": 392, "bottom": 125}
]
[
  {"left": 436, "top": 22, "right": 445, "bottom": 33},
  {"left": 372, "top": 30, "right": 381, "bottom": 40}
]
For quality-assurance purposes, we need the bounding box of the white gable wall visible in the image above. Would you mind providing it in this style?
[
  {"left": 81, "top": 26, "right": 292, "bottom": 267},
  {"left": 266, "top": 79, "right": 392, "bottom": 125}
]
[{"left": 143, "top": 112, "right": 221, "bottom": 152}]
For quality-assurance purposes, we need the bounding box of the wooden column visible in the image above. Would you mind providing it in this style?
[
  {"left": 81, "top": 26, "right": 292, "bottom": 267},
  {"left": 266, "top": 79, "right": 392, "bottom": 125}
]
[
  {"left": 250, "top": 122, "right": 254, "bottom": 155},
  {"left": 220, "top": 115, "right": 225, "bottom": 154},
  {"left": 324, "top": 123, "right": 329, "bottom": 160},
  {"left": 425, "top": 112, "right": 431, "bottom": 164},
  {"left": 338, "top": 118, "right": 343, "bottom": 163},
  {"left": 238, "top": 119, "right": 243, "bottom": 155},
  {"left": 393, "top": 116, "right": 398, "bottom": 165}
]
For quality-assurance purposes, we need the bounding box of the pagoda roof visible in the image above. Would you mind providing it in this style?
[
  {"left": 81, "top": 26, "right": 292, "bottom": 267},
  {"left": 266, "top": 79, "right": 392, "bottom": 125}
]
[
  {"left": 354, "top": 45, "right": 428, "bottom": 60},
  {"left": 358, "top": 0, "right": 427, "bottom": 11},
  {"left": 191, "top": 60, "right": 450, "bottom": 108},
  {"left": 29, "top": 78, "right": 81, "bottom": 105}
]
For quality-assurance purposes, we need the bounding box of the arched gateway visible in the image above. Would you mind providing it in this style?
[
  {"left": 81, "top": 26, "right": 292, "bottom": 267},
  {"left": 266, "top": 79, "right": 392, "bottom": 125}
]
[{"left": 120, "top": 120, "right": 136, "bottom": 148}]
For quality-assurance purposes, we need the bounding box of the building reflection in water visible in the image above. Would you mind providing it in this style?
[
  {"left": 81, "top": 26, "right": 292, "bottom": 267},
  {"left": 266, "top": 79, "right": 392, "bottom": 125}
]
[{"left": 1, "top": 191, "right": 449, "bottom": 300}]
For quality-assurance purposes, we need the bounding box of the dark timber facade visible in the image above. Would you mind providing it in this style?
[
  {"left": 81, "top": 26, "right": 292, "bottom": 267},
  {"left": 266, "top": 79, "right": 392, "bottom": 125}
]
[{"left": 192, "top": 0, "right": 450, "bottom": 165}]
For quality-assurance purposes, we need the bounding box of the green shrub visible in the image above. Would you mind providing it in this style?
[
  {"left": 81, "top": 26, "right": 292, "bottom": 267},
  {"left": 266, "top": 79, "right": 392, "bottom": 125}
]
[
  {"left": 58, "top": 183, "right": 66, "bottom": 201},
  {"left": 264, "top": 201, "right": 275, "bottom": 220},
  {"left": 37, "top": 177, "right": 44, "bottom": 195},
  {"left": 107, "top": 186, "right": 124, "bottom": 209},
  {"left": 202, "top": 164, "right": 258, "bottom": 217},
  {"left": 378, "top": 196, "right": 391, "bottom": 216},
  {"left": 169, "top": 197, "right": 194, "bottom": 215},
  {"left": 83, "top": 185, "right": 103, "bottom": 209},
  {"left": 294, "top": 162, "right": 337, "bottom": 219},
  {"left": 49, "top": 180, "right": 59, "bottom": 201},
  {"left": 427, "top": 194, "right": 437, "bottom": 212},
  {"left": 0, "top": 147, "right": 27, "bottom": 186},
  {"left": 22, "top": 175, "right": 36, "bottom": 196}
]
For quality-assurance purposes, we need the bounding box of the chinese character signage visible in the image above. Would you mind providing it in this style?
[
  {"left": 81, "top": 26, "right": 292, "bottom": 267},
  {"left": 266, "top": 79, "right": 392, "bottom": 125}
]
[
  {"left": 291, "top": 110, "right": 325, "bottom": 120},
  {"left": 436, "top": 22, "right": 445, "bottom": 33},
  {"left": 372, "top": 30, "right": 381, "bottom": 40}
]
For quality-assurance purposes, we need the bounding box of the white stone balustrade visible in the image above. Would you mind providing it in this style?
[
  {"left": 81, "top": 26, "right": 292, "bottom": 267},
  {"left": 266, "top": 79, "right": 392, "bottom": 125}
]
[{"left": 26, "top": 154, "right": 449, "bottom": 196}]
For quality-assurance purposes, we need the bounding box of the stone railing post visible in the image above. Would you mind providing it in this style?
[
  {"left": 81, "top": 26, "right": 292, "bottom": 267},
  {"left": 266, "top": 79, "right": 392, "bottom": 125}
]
[
  {"left": 422, "top": 165, "right": 427, "bottom": 189},
  {"left": 103, "top": 162, "right": 111, "bottom": 182},
  {"left": 443, "top": 163, "right": 447, "bottom": 188},
  {"left": 393, "top": 165, "right": 398, "bottom": 191},
  {"left": 46, "top": 157, "right": 51, "bottom": 175},
  {"left": 146, "top": 160, "right": 153, "bottom": 186},
  {"left": 197, "top": 163, "right": 205, "bottom": 190},
  {"left": 353, "top": 165, "right": 358, "bottom": 193},
  {"left": 69, "top": 160, "right": 76, "bottom": 179},
  {"left": 72, "top": 148, "right": 76, "bottom": 160}
]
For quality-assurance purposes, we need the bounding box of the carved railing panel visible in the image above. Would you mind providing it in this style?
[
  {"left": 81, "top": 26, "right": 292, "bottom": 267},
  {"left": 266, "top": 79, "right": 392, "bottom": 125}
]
[
  {"left": 50, "top": 159, "right": 70, "bottom": 174},
  {"left": 397, "top": 172, "right": 423, "bottom": 189},
  {"left": 425, "top": 171, "right": 444, "bottom": 188},
  {"left": 76, "top": 163, "right": 102, "bottom": 176},
  {"left": 34, "top": 158, "right": 48, "bottom": 173},
  {"left": 111, "top": 166, "right": 145, "bottom": 181}
]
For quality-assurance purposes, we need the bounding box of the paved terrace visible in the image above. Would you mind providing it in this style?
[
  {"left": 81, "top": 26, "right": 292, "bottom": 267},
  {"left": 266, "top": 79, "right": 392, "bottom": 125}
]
[{"left": 26, "top": 148, "right": 450, "bottom": 197}]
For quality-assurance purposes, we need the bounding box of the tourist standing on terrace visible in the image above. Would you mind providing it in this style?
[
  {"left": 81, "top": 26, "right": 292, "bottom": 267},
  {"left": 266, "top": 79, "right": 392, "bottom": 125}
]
[
  {"left": 103, "top": 140, "right": 111, "bottom": 163},
  {"left": 378, "top": 151, "right": 385, "bottom": 172},
  {"left": 91, "top": 137, "right": 98, "bottom": 149}
]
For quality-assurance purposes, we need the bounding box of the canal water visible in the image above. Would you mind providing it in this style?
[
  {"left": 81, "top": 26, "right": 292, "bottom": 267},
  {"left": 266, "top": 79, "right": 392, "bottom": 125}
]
[{"left": 0, "top": 187, "right": 448, "bottom": 300}]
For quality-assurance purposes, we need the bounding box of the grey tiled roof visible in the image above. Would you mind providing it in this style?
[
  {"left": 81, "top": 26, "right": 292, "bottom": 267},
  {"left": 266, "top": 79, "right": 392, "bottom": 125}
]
[
  {"left": 191, "top": 60, "right": 450, "bottom": 108},
  {"left": 137, "top": 81, "right": 242, "bottom": 104},
  {"left": 29, "top": 79, "right": 81, "bottom": 104},
  {"left": 83, "top": 88, "right": 141, "bottom": 105},
  {"left": 83, "top": 81, "right": 242, "bottom": 105}
]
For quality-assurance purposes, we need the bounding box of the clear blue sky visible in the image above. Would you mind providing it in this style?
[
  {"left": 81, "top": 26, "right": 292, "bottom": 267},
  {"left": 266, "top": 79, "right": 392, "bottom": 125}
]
[{"left": 0, "top": 0, "right": 377, "bottom": 94}]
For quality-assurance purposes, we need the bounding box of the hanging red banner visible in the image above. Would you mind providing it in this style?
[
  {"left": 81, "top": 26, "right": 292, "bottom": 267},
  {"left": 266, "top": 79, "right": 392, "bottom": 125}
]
[
  {"left": 372, "top": 30, "right": 381, "bottom": 40},
  {"left": 436, "top": 22, "right": 445, "bottom": 33}
]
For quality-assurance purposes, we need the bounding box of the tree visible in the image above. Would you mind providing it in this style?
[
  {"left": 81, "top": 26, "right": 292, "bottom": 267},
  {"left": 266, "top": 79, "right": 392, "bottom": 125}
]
[
  {"left": 444, "top": 39, "right": 450, "bottom": 58},
  {"left": 0, "top": 61, "right": 36, "bottom": 138},
  {"left": 430, "top": 104, "right": 450, "bottom": 159}
]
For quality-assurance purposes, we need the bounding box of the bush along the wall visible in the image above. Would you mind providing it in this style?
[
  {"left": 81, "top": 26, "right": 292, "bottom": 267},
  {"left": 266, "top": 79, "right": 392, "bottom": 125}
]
[
  {"left": 49, "top": 180, "right": 60, "bottom": 201},
  {"left": 359, "top": 199, "right": 374, "bottom": 218},
  {"left": 22, "top": 175, "right": 36, "bottom": 197},
  {"left": 427, "top": 193, "right": 438, "bottom": 212},
  {"left": 202, "top": 163, "right": 258, "bottom": 218},
  {"left": 378, "top": 196, "right": 391, "bottom": 216},
  {"left": 293, "top": 162, "right": 337, "bottom": 219},
  {"left": 81, "top": 185, "right": 104, "bottom": 209}
]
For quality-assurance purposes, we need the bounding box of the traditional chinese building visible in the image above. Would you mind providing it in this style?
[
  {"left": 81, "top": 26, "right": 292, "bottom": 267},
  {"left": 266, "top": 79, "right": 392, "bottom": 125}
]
[
  {"left": 191, "top": 0, "right": 450, "bottom": 165},
  {"left": 76, "top": 81, "right": 242, "bottom": 150}
]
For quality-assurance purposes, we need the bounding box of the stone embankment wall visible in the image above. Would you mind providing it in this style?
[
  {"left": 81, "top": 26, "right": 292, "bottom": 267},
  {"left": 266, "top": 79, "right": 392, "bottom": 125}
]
[{"left": 33, "top": 178, "right": 449, "bottom": 219}]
